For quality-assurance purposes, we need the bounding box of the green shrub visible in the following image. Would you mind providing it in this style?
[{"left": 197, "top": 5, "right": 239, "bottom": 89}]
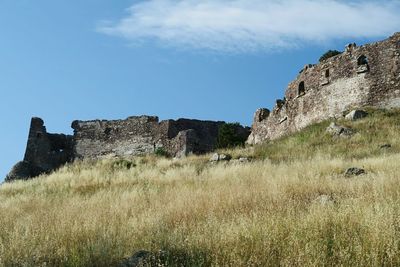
[
  {"left": 217, "top": 123, "right": 247, "bottom": 149},
  {"left": 319, "top": 50, "right": 342, "bottom": 62},
  {"left": 111, "top": 159, "right": 135, "bottom": 170},
  {"left": 155, "top": 147, "right": 169, "bottom": 157}
]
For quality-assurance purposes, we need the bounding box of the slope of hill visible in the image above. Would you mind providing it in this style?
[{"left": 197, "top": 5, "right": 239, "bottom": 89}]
[{"left": 1, "top": 108, "right": 400, "bottom": 266}]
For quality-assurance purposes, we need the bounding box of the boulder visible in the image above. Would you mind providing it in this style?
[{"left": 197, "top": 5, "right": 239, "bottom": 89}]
[
  {"left": 209, "top": 153, "right": 232, "bottom": 162},
  {"left": 345, "top": 110, "right": 368, "bottom": 121},
  {"left": 238, "top": 157, "right": 250, "bottom": 163},
  {"left": 326, "top": 122, "right": 354, "bottom": 137},
  {"left": 345, "top": 167, "right": 366, "bottom": 177},
  {"left": 209, "top": 153, "right": 220, "bottom": 162},
  {"left": 326, "top": 122, "right": 343, "bottom": 135}
]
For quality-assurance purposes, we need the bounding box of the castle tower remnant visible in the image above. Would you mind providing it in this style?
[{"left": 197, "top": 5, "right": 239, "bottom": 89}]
[{"left": 6, "top": 118, "right": 73, "bottom": 181}]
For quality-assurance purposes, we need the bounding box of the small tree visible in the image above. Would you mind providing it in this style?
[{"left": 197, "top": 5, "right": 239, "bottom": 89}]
[
  {"left": 217, "top": 123, "right": 247, "bottom": 149},
  {"left": 319, "top": 50, "right": 342, "bottom": 62}
]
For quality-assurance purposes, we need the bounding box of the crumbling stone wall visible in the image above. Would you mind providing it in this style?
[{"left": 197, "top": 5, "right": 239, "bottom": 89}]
[
  {"left": 72, "top": 116, "right": 160, "bottom": 159},
  {"left": 7, "top": 115, "right": 249, "bottom": 181},
  {"left": 248, "top": 32, "right": 400, "bottom": 144},
  {"left": 6, "top": 118, "right": 73, "bottom": 181},
  {"left": 161, "top": 119, "right": 225, "bottom": 154},
  {"left": 71, "top": 116, "right": 233, "bottom": 159}
]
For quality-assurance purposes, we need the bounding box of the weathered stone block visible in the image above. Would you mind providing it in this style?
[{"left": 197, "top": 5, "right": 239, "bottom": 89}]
[{"left": 345, "top": 110, "right": 368, "bottom": 121}]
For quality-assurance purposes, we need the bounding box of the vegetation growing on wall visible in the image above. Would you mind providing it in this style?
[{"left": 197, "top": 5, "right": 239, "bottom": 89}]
[
  {"left": 319, "top": 50, "right": 342, "bottom": 62},
  {"left": 154, "top": 147, "right": 170, "bottom": 157}
]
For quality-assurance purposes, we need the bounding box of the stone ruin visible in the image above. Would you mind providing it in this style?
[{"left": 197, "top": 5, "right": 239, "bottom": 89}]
[
  {"left": 6, "top": 33, "right": 400, "bottom": 181},
  {"left": 6, "top": 116, "right": 249, "bottom": 181},
  {"left": 247, "top": 32, "right": 400, "bottom": 144}
]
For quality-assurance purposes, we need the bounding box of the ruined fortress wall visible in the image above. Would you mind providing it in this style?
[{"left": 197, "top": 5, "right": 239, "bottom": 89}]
[
  {"left": 24, "top": 117, "right": 73, "bottom": 172},
  {"left": 366, "top": 34, "right": 400, "bottom": 107},
  {"left": 248, "top": 33, "right": 400, "bottom": 144},
  {"left": 162, "top": 119, "right": 225, "bottom": 154},
  {"left": 71, "top": 116, "right": 160, "bottom": 159},
  {"left": 8, "top": 115, "right": 247, "bottom": 181},
  {"left": 71, "top": 116, "right": 228, "bottom": 159},
  {"left": 5, "top": 118, "right": 73, "bottom": 181}
]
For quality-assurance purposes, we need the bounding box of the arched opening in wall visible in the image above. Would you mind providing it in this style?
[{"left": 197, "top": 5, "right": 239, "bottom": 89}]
[
  {"left": 357, "top": 55, "right": 368, "bottom": 66},
  {"left": 325, "top": 69, "right": 330, "bottom": 78},
  {"left": 298, "top": 81, "right": 305, "bottom": 96},
  {"left": 357, "top": 55, "right": 370, "bottom": 73}
]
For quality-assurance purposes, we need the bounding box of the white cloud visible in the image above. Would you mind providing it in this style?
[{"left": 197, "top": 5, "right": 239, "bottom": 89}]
[{"left": 98, "top": 0, "right": 400, "bottom": 53}]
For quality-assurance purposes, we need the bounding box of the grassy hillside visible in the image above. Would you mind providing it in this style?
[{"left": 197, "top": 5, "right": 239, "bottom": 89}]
[
  {"left": 1, "top": 108, "right": 400, "bottom": 266},
  {"left": 252, "top": 108, "right": 400, "bottom": 162}
]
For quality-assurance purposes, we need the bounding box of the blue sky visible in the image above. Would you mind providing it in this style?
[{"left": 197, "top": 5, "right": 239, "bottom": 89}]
[{"left": 1, "top": 0, "right": 399, "bottom": 181}]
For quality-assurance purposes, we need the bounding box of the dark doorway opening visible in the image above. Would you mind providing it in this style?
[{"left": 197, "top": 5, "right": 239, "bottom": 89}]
[{"left": 298, "top": 81, "right": 305, "bottom": 96}]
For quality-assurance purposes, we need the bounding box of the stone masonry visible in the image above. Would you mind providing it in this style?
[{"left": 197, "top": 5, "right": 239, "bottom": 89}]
[
  {"left": 247, "top": 33, "right": 400, "bottom": 144},
  {"left": 5, "top": 118, "right": 73, "bottom": 181},
  {"left": 6, "top": 116, "right": 249, "bottom": 181}
]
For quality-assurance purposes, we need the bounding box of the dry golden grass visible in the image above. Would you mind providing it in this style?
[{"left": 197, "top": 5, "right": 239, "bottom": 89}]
[
  {"left": 1, "top": 154, "right": 400, "bottom": 266},
  {"left": 254, "top": 108, "right": 400, "bottom": 162},
  {"left": 1, "top": 109, "right": 400, "bottom": 266}
]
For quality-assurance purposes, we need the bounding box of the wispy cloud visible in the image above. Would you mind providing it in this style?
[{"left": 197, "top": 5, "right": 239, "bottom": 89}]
[{"left": 98, "top": 0, "right": 400, "bottom": 53}]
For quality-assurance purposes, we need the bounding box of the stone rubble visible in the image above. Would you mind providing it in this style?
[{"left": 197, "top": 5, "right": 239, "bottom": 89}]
[
  {"left": 326, "top": 122, "right": 354, "bottom": 137},
  {"left": 345, "top": 167, "right": 366, "bottom": 177}
]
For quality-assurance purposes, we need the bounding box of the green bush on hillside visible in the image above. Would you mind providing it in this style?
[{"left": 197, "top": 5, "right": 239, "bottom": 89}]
[
  {"left": 154, "top": 147, "right": 169, "bottom": 157},
  {"left": 217, "top": 123, "right": 247, "bottom": 149}
]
